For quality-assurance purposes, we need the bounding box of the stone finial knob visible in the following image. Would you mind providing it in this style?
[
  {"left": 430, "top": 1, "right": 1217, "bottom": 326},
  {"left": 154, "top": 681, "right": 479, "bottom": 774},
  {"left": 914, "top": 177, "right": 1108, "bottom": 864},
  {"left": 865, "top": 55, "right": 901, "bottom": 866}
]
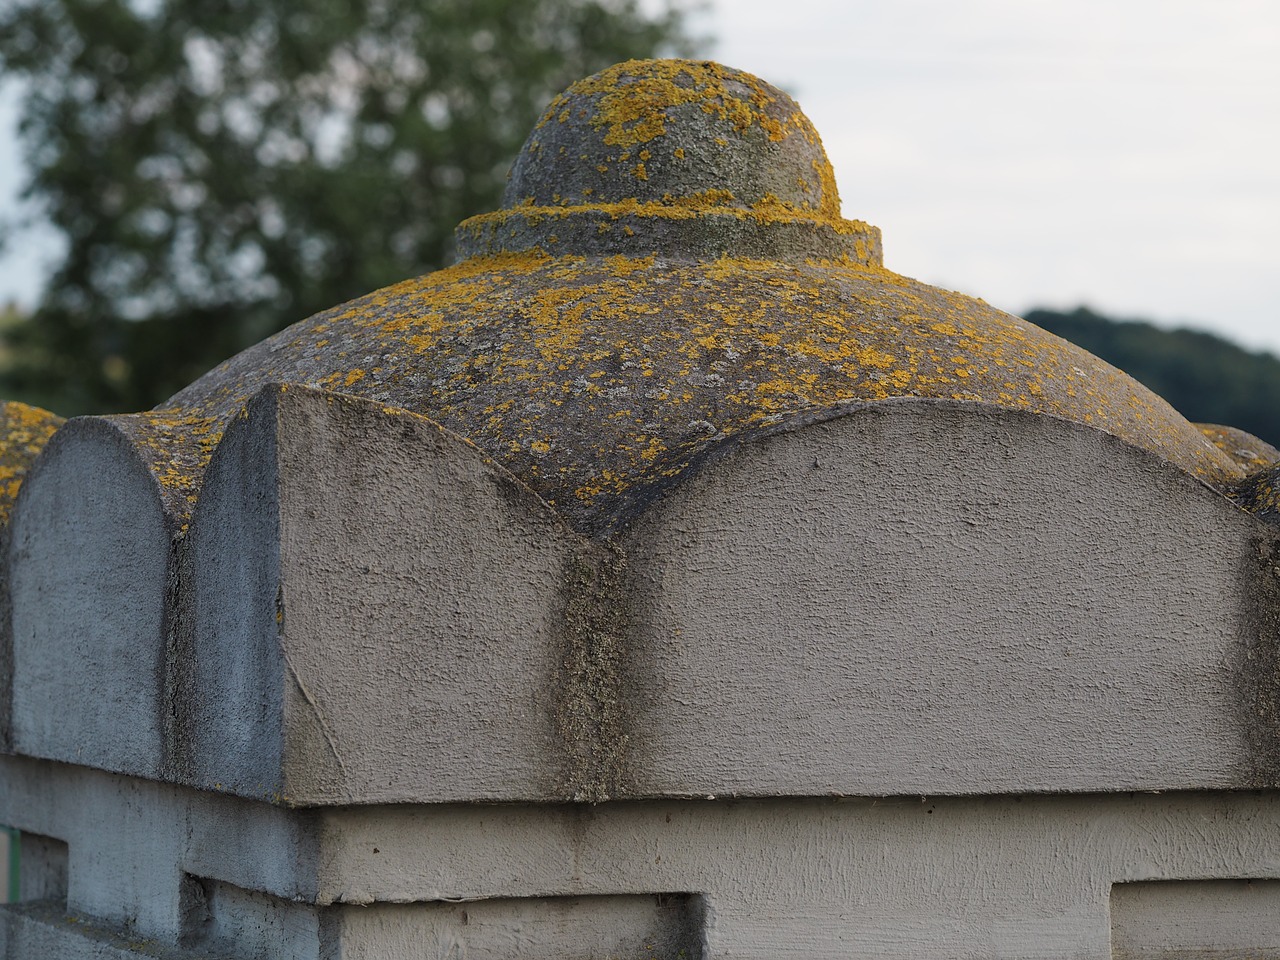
[
  {"left": 503, "top": 59, "right": 841, "bottom": 216},
  {"left": 455, "top": 59, "right": 881, "bottom": 264}
]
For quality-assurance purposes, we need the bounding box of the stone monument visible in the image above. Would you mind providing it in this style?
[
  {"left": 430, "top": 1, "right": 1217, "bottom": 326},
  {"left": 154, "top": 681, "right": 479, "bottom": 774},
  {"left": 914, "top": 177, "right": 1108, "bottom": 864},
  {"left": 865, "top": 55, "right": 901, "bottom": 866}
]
[{"left": 2, "top": 58, "right": 1280, "bottom": 959}]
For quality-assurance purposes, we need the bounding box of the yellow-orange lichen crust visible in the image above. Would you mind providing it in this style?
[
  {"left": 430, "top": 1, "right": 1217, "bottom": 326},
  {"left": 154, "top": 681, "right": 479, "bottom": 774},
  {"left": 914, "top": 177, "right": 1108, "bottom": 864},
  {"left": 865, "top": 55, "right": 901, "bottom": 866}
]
[
  {"left": 127, "top": 58, "right": 1254, "bottom": 533},
  {"left": 159, "top": 251, "right": 1242, "bottom": 533},
  {"left": 503, "top": 60, "right": 840, "bottom": 217},
  {"left": 1236, "top": 464, "right": 1280, "bottom": 523},
  {"left": 464, "top": 61, "right": 873, "bottom": 265},
  {"left": 465, "top": 61, "right": 869, "bottom": 265},
  {"left": 0, "top": 402, "right": 64, "bottom": 525},
  {"left": 1196, "top": 423, "right": 1280, "bottom": 473},
  {"left": 100, "top": 411, "right": 225, "bottom": 525}
]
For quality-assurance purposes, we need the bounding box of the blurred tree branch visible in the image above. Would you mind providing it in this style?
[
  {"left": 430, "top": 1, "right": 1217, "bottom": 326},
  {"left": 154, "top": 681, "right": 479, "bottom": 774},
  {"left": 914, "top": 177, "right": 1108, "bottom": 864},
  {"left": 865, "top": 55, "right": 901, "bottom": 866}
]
[{"left": 0, "top": 0, "right": 700, "bottom": 414}]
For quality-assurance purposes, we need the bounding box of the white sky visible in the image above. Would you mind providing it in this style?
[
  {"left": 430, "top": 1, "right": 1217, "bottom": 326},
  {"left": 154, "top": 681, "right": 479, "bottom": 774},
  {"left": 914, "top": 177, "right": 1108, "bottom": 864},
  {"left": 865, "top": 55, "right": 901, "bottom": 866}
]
[
  {"left": 1, "top": 0, "right": 1277, "bottom": 354},
  {"left": 700, "top": 0, "right": 1280, "bottom": 352}
]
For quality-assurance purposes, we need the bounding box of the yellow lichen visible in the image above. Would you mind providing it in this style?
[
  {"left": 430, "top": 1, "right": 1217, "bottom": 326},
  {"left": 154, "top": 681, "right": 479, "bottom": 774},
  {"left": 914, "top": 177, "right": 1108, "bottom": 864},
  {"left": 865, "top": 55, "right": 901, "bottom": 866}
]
[
  {"left": 0, "top": 402, "right": 65, "bottom": 525},
  {"left": 540, "top": 60, "right": 838, "bottom": 217},
  {"left": 135, "top": 68, "right": 1243, "bottom": 532}
]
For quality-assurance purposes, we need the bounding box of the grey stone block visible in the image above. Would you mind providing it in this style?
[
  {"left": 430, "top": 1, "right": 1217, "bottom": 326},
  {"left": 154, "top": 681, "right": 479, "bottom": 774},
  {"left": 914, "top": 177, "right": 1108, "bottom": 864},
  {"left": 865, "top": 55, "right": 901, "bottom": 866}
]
[
  {"left": 170, "top": 390, "right": 1280, "bottom": 804},
  {"left": 313, "top": 789, "right": 1280, "bottom": 960},
  {"left": 11, "top": 751, "right": 1280, "bottom": 959},
  {"left": 0, "top": 753, "right": 315, "bottom": 948},
  {"left": 0, "top": 901, "right": 206, "bottom": 960},
  {"left": 8, "top": 418, "right": 172, "bottom": 779},
  {"left": 1111, "top": 879, "right": 1280, "bottom": 957},
  {"left": 10, "top": 391, "right": 1277, "bottom": 809},
  {"left": 619, "top": 399, "right": 1278, "bottom": 797},
  {"left": 0, "top": 401, "right": 64, "bottom": 753},
  {"left": 181, "top": 385, "right": 584, "bottom": 805}
]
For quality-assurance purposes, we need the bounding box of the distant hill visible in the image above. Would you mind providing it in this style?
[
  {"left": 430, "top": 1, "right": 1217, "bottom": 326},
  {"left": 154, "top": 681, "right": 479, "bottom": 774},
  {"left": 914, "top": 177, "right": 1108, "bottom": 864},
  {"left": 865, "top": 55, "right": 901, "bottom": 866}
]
[{"left": 1025, "top": 306, "right": 1280, "bottom": 449}]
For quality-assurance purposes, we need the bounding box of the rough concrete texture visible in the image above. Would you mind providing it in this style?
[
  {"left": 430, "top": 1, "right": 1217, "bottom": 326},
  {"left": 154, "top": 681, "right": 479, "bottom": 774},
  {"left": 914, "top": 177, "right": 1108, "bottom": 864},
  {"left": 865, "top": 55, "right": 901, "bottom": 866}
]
[
  {"left": 179, "top": 386, "right": 285, "bottom": 798},
  {"left": 1236, "top": 458, "right": 1280, "bottom": 524},
  {"left": 11, "top": 753, "right": 1280, "bottom": 959},
  {"left": 0, "top": 402, "right": 64, "bottom": 528},
  {"left": 1111, "top": 879, "right": 1280, "bottom": 957},
  {"left": 0, "top": 754, "right": 314, "bottom": 950},
  {"left": 0, "top": 401, "right": 63, "bottom": 752},
  {"left": 313, "top": 790, "right": 1280, "bottom": 960},
  {"left": 0, "top": 901, "right": 207, "bottom": 960},
  {"left": 8, "top": 417, "right": 172, "bottom": 779},
  {"left": 7, "top": 56, "right": 1280, "bottom": 960},
  {"left": 182, "top": 384, "right": 582, "bottom": 804},
  {"left": 144, "top": 250, "right": 1240, "bottom": 536},
  {"left": 504, "top": 60, "right": 841, "bottom": 216},
  {"left": 460, "top": 59, "right": 879, "bottom": 263},
  {"left": 621, "top": 399, "right": 1278, "bottom": 797},
  {"left": 335, "top": 894, "right": 704, "bottom": 960}
]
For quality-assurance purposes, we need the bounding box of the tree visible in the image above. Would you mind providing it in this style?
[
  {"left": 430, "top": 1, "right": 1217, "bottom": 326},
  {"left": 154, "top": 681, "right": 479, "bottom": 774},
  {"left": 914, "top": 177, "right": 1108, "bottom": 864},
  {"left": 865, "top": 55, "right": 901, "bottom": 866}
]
[{"left": 0, "top": 0, "right": 697, "bottom": 415}]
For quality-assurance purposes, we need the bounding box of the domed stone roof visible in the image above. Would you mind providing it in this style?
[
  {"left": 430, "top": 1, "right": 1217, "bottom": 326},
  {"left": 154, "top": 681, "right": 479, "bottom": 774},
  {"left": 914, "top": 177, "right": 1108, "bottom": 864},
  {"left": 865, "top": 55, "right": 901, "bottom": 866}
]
[
  {"left": 0, "top": 402, "right": 64, "bottom": 524},
  {"left": 1197, "top": 423, "right": 1280, "bottom": 473},
  {"left": 107, "top": 59, "right": 1251, "bottom": 533}
]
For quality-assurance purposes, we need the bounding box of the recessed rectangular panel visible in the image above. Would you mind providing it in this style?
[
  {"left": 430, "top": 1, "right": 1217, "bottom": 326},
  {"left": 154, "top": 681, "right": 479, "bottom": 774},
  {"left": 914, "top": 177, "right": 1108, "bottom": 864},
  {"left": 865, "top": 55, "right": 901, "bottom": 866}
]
[
  {"left": 341, "top": 893, "right": 705, "bottom": 960},
  {"left": 1112, "top": 880, "right": 1280, "bottom": 959},
  {"left": 183, "top": 878, "right": 319, "bottom": 957},
  {"left": 13, "top": 831, "right": 67, "bottom": 905}
]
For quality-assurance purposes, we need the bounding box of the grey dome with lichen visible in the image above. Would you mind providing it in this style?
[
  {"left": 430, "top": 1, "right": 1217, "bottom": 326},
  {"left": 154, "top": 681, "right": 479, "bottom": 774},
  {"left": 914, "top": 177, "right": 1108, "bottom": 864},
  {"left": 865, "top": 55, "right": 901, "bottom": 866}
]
[
  {"left": 44, "top": 57, "right": 1276, "bottom": 535},
  {"left": 502, "top": 59, "right": 839, "bottom": 213}
]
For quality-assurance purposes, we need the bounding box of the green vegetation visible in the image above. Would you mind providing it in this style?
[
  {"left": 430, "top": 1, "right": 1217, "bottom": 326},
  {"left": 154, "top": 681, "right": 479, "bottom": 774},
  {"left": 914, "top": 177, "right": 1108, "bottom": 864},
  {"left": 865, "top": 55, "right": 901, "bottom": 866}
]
[
  {"left": 0, "top": 0, "right": 696, "bottom": 416},
  {"left": 1027, "top": 307, "right": 1280, "bottom": 448}
]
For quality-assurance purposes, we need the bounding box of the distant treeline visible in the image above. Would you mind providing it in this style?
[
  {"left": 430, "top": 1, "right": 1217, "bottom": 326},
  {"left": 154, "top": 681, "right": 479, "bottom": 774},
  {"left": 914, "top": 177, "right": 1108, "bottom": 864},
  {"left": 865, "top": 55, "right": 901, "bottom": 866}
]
[{"left": 1026, "top": 306, "right": 1280, "bottom": 449}]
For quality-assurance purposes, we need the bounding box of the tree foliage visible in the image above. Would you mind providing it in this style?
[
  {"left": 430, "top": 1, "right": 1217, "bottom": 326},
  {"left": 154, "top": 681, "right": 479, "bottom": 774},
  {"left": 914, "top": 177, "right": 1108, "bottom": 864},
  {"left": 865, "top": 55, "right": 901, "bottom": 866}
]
[
  {"left": 1027, "top": 306, "right": 1280, "bottom": 449},
  {"left": 0, "top": 0, "right": 695, "bottom": 415}
]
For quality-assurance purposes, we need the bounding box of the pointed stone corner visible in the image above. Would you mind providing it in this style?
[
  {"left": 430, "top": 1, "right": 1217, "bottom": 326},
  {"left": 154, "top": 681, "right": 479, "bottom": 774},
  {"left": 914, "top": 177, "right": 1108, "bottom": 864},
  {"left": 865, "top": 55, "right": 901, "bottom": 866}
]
[
  {"left": 1234, "top": 459, "right": 1280, "bottom": 526},
  {"left": 1197, "top": 422, "right": 1280, "bottom": 474},
  {"left": 0, "top": 401, "right": 64, "bottom": 754},
  {"left": 180, "top": 384, "right": 590, "bottom": 805},
  {"left": 7, "top": 415, "right": 172, "bottom": 779},
  {"left": 619, "top": 400, "right": 1280, "bottom": 797}
]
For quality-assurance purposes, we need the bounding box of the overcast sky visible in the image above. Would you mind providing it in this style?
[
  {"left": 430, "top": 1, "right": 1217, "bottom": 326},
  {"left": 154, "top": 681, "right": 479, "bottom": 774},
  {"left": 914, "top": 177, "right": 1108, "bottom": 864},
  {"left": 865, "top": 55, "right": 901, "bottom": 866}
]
[
  {"left": 1, "top": 0, "right": 1277, "bottom": 354},
  {"left": 700, "top": 0, "right": 1280, "bottom": 352}
]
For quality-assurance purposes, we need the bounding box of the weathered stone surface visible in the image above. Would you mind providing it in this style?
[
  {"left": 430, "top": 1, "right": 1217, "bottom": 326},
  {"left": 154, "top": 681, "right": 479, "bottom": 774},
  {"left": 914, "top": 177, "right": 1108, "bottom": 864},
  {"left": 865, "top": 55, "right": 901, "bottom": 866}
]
[
  {"left": 9, "top": 388, "right": 1275, "bottom": 804},
  {"left": 181, "top": 384, "right": 583, "bottom": 804},
  {"left": 1111, "top": 879, "right": 1280, "bottom": 958},
  {"left": 1235, "top": 458, "right": 1280, "bottom": 524},
  {"left": 0, "top": 402, "right": 64, "bottom": 528},
  {"left": 5, "top": 60, "right": 1276, "bottom": 808},
  {"left": 0, "top": 401, "right": 63, "bottom": 752},
  {"left": 167, "top": 394, "right": 1280, "bottom": 805},
  {"left": 1197, "top": 421, "right": 1280, "bottom": 471},
  {"left": 505, "top": 60, "right": 841, "bottom": 216},
  {"left": 11, "top": 751, "right": 1280, "bottom": 960},
  {"left": 6, "top": 56, "right": 1280, "bottom": 960},
  {"left": 0, "top": 902, "right": 200, "bottom": 960},
  {"left": 149, "top": 252, "right": 1236, "bottom": 535},
  {"left": 618, "top": 400, "right": 1279, "bottom": 797},
  {"left": 0, "top": 753, "right": 313, "bottom": 950},
  {"left": 8, "top": 417, "right": 172, "bottom": 779}
]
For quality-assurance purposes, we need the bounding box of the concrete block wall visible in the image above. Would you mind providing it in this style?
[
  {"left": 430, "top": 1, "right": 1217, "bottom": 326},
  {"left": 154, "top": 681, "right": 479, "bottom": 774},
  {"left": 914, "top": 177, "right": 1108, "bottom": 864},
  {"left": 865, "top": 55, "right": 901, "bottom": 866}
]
[
  {"left": 8, "top": 757, "right": 1280, "bottom": 958},
  {"left": 7, "top": 390, "right": 1279, "bottom": 811},
  {"left": 183, "top": 385, "right": 580, "bottom": 804},
  {"left": 8, "top": 419, "right": 172, "bottom": 781}
]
